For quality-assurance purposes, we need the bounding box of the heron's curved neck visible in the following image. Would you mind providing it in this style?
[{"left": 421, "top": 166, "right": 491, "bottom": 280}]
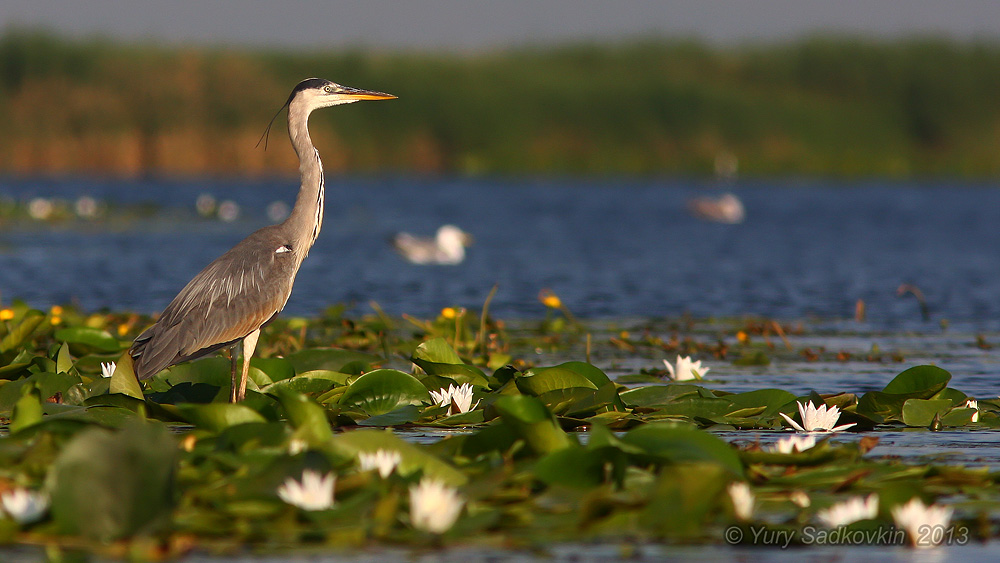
[{"left": 283, "top": 101, "right": 325, "bottom": 253}]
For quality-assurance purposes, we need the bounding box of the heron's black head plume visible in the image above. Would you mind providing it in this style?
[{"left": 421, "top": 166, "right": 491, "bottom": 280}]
[
  {"left": 256, "top": 78, "right": 332, "bottom": 151},
  {"left": 255, "top": 100, "right": 288, "bottom": 151}
]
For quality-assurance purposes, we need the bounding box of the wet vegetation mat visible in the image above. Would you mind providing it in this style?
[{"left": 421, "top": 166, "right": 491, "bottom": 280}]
[{"left": 0, "top": 297, "right": 998, "bottom": 559}]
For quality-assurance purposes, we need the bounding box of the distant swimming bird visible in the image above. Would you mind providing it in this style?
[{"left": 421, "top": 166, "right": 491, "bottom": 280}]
[
  {"left": 688, "top": 193, "right": 745, "bottom": 224},
  {"left": 393, "top": 224, "right": 472, "bottom": 265},
  {"left": 129, "top": 78, "right": 395, "bottom": 403}
]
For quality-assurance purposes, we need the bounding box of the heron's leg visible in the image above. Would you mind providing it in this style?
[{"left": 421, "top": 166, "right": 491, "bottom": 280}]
[
  {"left": 228, "top": 347, "right": 240, "bottom": 403},
  {"left": 232, "top": 329, "right": 261, "bottom": 403}
]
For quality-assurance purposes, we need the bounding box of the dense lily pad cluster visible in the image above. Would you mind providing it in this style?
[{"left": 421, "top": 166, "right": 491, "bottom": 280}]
[{"left": 0, "top": 303, "right": 996, "bottom": 558}]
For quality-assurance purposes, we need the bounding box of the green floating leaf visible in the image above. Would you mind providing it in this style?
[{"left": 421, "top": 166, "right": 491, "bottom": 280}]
[
  {"left": 727, "top": 389, "right": 798, "bottom": 418},
  {"left": 271, "top": 388, "right": 334, "bottom": 443},
  {"left": 285, "top": 348, "right": 379, "bottom": 374},
  {"left": 882, "top": 365, "right": 951, "bottom": 396},
  {"left": 176, "top": 403, "right": 267, "bottom": 433},
  {"left": 901, "top": 398, "right": 953, "bottom": 427},
  {"left": 533, "top": 445, "right": 627, "bottom": 489},
  {"left": 412, "top": 337, "right": 464, "bottom": 364},
  {"left": 430, "top": 408, "right": 486, "bottom": 427},
  {"left": 412, "top": 338, "right": 488, "bottom": 387},
  {"left": 516, "top": 362, "right": 622, "bottom": 417},
  {"left": 50, "top": 420, "right": 177, "bottom": 540},
  {"left": 146, "top": 382, "right": 220, "bottom": 404},
  {"left": 153, "top": 357, "right": 230, "bottom": 390},
  {"left": 619, "top": 384, "right": 704, "bottom": 407},
  {"left": 638, "top": 462, "right": 729, "bottom": 538},
  {"left": 56, "top": 342, "right": 74, "bottom": 374},
  {"left": 9, "top": 383, "right": 43, "bottom": 433},
  {"left": 110, "top": 351, "right": 144, "bottom": 400},
  {"left": 250, "top": 357, "right": 295, "bottom": 382},
  {"left": 261, "top": 372, "right": 343, "bottom": 396},
  {"left": 0, "top": 311, "right": 45, "bottom": 353},
  {"left": 857, "top": 365, "right": 954, "bottom": 422},
  {"left": 0, "top": 371, "right": 81, "bottom": 415},
  {"left": 941, "top": 407, "right": 978, "bottom": 426},
  {"left": 329, "top": 429, "right": 466, "bottom": 485},
  {"left": 338, "top": 369, "right": 430, "bottom": 416},
  {"left": 359, "top": 404, "right": 423, "bottom": 427},
  {"left": 54, "top": 326, "right": 121, "bottom": 353},
  {"left": 621, "top": 422, "right": 744, "bottom": 477},
  {"left": 518, "top": 365, "right": 598, "bottom": 395},
  {"left": 216, "top": 422, "right": 290, "bottom": 453},
  {"left": 493, "top": 395, "right": 573, "bottom": 455}
]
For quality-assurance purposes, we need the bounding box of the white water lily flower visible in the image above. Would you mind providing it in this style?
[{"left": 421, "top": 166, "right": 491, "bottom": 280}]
[
  {"left": 727, "top": 481, "right": 755, "bottom": 521},
  {"left": 966, "top": 399, "right": 979, "bottom": 422},
  {"left": 767, "top": 434, "right": 817, "bottom": 454},
  {"left": 100, "top": 361, "right": 116, "bottom": 378},
  {"left": 891, "top": 498, "right": 953, "bottom": 549},
  {"left": 663, "top": 355, "right": 710, "bottom": 381},
  {"left": 276, "top": 470, "right": 336, "bottom": 511},
  {"left": 0, "top": 488, "right": 49, "bottom": 524},
  {"left": 358, "top": 449, "right": 402, "bottom": 478},
  {"left": 287, "top": 438, "right": 309, "bottom": 455},
  {"left": 409, "top": 478, "right": 464, "bottom": 534},
  {"left": 816, "top": 494, "right": 879, "bottom": 528},
  {"left": 779, "top": 401, "right": 856, "bottom": 433},
  {"left": 429, "top": 383, "right": 480, "bottom": 415}
]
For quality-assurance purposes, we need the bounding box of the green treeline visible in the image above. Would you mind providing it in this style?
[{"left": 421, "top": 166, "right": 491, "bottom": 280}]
[{"left": 1, "top": 29, "right": 1000, "bottom": 177}]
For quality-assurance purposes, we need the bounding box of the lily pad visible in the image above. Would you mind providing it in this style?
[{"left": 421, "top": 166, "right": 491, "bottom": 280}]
[
  {"left": 901, "top": 398, "right": 953, "bottom": 427},
  {"left": 50, "top": 420, "right": 177, "bottom": 540},
  {"left": 882, "top": 365, "right": 951, "bottom": 396},
  {"left": 328, "top": 429, "right": 466, "bottom": 485},
  {"left": 54, "top": 327, "right": 121, "bottom": 353},
  {"left": 493, "top": 395, "right": 573, "bottom": 455},
  {"left": 176, "top": 403, "right": 268, "bottom": 433},
  {"left": 285, "top": 348, "right": 380, "bottom": 374},
  {"left": 621, "top": 422, "right": 744, "bottom": 477},
  {"left": 338, "top": 369, "right": 430, "bottom": 416}
]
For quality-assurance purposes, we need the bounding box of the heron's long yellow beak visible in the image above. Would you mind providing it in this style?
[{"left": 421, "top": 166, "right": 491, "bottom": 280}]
[{"left": 343, "top": 87, "right": 397, "bottom": 101}]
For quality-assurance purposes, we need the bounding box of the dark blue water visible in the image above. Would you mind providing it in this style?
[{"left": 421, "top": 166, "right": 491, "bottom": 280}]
[{"left": 0, "top": 176, "right": 997, "bottom": 329}]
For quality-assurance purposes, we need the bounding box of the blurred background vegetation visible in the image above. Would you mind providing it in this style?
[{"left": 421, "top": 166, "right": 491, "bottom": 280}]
[{"left": 2, "top": 28, "right": 1000, "bottom": 178}]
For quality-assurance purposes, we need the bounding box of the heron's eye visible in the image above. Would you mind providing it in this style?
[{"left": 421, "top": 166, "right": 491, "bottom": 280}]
[{"left": 323, "top": 85, "right": 334, "bottom": 94}]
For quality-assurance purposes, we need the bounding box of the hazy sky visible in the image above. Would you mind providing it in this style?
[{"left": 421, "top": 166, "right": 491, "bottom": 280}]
[{"left": 4, "top": 0, "right": 1000, "bottom": 50}]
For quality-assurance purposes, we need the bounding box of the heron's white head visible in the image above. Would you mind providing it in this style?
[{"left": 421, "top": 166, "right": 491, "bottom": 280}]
[
  {"left": 258, "top": 78, "right": 395, "bottom": 149},
  {"left": 288, "top": 78, "right": 396, "bottom": 112}
]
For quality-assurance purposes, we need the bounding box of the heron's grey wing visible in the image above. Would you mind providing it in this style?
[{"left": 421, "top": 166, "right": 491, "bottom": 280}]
[{"left": 131, "top": 231, "right": 300, "bottom": 380}]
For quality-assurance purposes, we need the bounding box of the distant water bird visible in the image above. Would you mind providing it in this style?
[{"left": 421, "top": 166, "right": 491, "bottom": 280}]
[
  {"left": 688, "top": 193, "right": 745, "bottom": 224},
  {"left": 129, "top": 78, "right": 395, "bottom": 402},
  {"left": 393, "top": 224, "right": 473, "bottom": 265}
]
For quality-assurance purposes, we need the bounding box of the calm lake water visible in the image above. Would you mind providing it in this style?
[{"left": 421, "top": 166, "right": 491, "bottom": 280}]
[{"left": 0, "top": 175, "right": 998, "bottom": 332}]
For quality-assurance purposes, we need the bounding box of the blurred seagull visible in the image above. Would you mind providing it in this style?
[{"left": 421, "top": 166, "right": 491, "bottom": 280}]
[
  {"left": 393, "top": 224, "right": 473, "bottom": 265},
  {"left": 688, "top": 193, "right": 745, "bottom": 224}
]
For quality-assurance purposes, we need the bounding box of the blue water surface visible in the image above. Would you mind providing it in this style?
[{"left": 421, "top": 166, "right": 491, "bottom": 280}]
[{"left": 0, "top": 176, "right": 997, "bottom": 330}]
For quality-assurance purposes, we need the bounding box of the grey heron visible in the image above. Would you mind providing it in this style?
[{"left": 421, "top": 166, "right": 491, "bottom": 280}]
[{"left": 129, "top": 78, "right": 395, "bottom": 402}]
